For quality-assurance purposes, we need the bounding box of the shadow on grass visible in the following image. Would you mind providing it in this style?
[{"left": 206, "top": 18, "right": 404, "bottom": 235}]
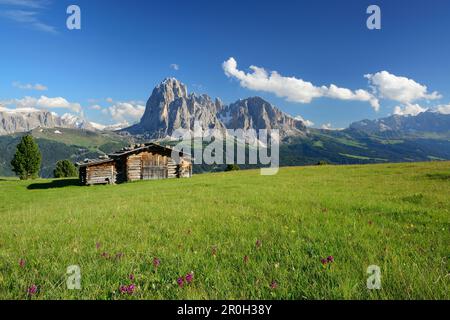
[
  {"left": 27, "top": 179, "right": 81, "bottom": 190},
  {"left": 426, "top": 172, "right": 450, "bottom": 181}
]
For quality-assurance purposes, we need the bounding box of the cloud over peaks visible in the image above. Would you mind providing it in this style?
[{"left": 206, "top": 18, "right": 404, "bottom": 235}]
[
  {"left": 223, "top": 57, "right": 380, "bottom": 111},
  {"left": 365, "top": 71, "right": 441, "bottom": 104},
  {"left": 2, "top": 96, "right": 82, "bottom": 113}
]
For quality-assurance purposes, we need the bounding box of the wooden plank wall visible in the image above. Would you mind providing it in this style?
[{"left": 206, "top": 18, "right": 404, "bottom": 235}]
[
  {"left": 86, "top": 163, "right": 116, "bottom": 185},
  {"left": 126, "top": 151, "right": 169, "bottom": 181}
]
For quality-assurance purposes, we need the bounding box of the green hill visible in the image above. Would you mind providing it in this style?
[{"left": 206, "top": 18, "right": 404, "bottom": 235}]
[
  {"left": 0, "top": 162, "right": 448, "bottom": 299},
  {"left": 0, "top": 128, "right": 133, "bottom": 178}
]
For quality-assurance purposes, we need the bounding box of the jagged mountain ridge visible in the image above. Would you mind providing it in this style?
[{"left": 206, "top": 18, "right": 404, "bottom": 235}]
[
  {"left": 349, "top": 111, "right": 450, "bottom": 136},
  {"left": 0, "top": 107, "right": 128, "bottom": 136},
  {"left": 124, "top": 78, "right": 307, "bottom": 138},
  {"left": 0, "top": 108, "right": 96, "bottom": 135}
]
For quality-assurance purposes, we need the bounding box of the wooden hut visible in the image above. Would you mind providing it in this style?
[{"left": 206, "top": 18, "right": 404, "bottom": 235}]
[
  {"left": 76, "top": 143, "right": 192, "bottom": 185},
  {"left": 77, "top": 158, "right": 116, "bottom": 185}
]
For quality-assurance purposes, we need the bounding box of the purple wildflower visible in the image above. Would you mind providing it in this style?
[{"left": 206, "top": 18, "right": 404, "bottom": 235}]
[
  {"left": 185, "top": 272, "right": 194, "bottom": 284},
  {"left": 327, "top": 256, "right": 334, "bottom": 263},
  {"left": 320, "top": 258, "right": 328, "bottom": 265},
  {"left": 243, "top": 255, "right": 249, "bottom": 264},
  {"left": 19, "top": 259, "right": 26, "bottom": 268},
  {"left": 129, "top": 274, "right": 135, "bottom": 281},
  {"left": 270, "top": 280, "right": 278, "bottom": 289},
  {"left": 27, "top": 285, "right": 37, "bottom": 296},
  {"left": 119, "top": 284, "right": 135, "bottom": 295},
  {"left": 127, "top": 284, "right": 135, "bottom": 294},
  {"left": 177, "top": 276, "right": 184, "bottom": 288},
  {"left": 153, "top": 257, "right": 161, "bottom": 269},
  {"left": 119, "top": 285, "right": 128, "bottom": 294}
]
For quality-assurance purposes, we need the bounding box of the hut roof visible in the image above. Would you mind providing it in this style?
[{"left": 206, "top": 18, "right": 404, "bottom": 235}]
[
  {"left": 109, "top": 142, "right": 191, "bottom": 159},
  {"left": 76, "top": 158, "right": 115, "bottom": 168}
]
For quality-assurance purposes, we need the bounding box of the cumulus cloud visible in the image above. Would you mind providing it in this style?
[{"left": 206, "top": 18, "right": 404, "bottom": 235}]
[
  {"left": 294, "top": 115, "right": 314, "bottom": 127},
  {"left": 13, "top": 81, "right": 47, "bottom": 91},
  {"left": 106, "top": 101, "right": 145, "bottom": 123},
  {"left": 223, "top": 57, "right": 380, "bottom": 110},
  {"left": 393, "top": 103, "right": 427, "bottom": 116},
  {"left": 170, "top": 63, "right": 180, "bottom": 71},
  {"left": 365, "top": 71, "right": 441, "bottom": 104},
  {"left": 320, "top": 123, "right": 344, "bottom": 130},
  {"left": 433, "top": 104, "right": 450, "bottom": 115},
  {"left": 2, "top": 96, "right": 82, "bottom": 113}
]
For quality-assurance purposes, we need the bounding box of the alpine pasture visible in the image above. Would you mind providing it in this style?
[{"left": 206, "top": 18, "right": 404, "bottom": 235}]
[{"left": 0, "top": 162, "right": 448, "bottom": 299}]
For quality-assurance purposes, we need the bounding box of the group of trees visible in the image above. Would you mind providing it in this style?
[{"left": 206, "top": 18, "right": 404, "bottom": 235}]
[{"left": 10, "top": 135, "right": 77, "bottom": 180}]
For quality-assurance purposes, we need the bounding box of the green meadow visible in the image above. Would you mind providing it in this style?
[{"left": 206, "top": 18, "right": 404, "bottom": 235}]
[{"left": 0, "top": 162, "right": 448, "bottom": 300}]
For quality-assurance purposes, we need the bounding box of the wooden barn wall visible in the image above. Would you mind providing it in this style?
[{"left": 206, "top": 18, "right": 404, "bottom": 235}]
[
  {"left": 126, "top": 151, "right": 169, "bottom": 182},
  {"left": 85, "top": 163, "right": 116, "bottom": 185}
]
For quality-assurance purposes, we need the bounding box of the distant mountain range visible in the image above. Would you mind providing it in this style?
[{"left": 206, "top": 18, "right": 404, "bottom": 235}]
[
  {"left": 0, "top": 107, "right": 127, "bottom": 136},
  {"left": 0, "top": 78, "right": 449, "bottom": 177},
  {"left": 349, "top": 111, "right": 450, "bottom": 137}
]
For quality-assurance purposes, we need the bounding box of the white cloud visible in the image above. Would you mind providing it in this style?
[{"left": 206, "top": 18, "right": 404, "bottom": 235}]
[
  {"left": 223, "top": 57, "right": 379, "bottom": 111},
  {"left": 320, "top": 123, "right": 344, "bottom": 130},
  {"left": 393, "top": 103, "right": 427, "bottom": 116},
  {"left": 2, "top": 96, "right": 82, "bottom": 113},
  {"left": 0, "top": 0, "right": 49, "bottom": 8},
  {"left": 0, "top": 9, "right": 56, "bottom": 33},
  {"left": 0, "top": 105, "right": 40, "bottom": 113},
  {"left": 434, "top": 104, "right": 450, "bottom": 115},
  {"left": 365, "top": 71, "right": 441, "bottom": 104},
  {"left": 13, "top": 81, "right": 47, "bottom": 91},
  {"left": 106, "top": 101, "right": 145, "bottom": 123},
  {"left": 294, "top": 115, "right": 314, "bottom": 127},
  {"left": 170, "top": 63, "right": 180, "bottom": 71}
]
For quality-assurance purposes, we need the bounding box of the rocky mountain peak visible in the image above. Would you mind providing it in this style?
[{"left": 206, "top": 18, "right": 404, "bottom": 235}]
[
  {"left": 124, "top": 78, "right": 308, "bottom": 139},
  {"left": 157, "top": 77, "right": 188, "bottom": 100}
]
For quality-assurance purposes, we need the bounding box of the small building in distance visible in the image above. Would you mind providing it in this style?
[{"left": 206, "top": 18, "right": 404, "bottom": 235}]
[{"left": 77, "top": 143, "right": 192, "bottom": 185}]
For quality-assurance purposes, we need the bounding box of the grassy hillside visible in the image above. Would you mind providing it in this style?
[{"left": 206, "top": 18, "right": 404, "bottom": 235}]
[
  {"left": 0, "top": 129, "right": 132, "bottom": 177},
  {"left": 0, "top": 162, "right": 448, "bottom": 299},
  {"left": 280, "top": 129, "right": 450, "bottom": 166}
]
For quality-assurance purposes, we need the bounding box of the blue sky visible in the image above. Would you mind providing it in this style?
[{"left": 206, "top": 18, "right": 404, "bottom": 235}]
[{"left": 1, "top": 0, "right": 450, "bottom": 128}]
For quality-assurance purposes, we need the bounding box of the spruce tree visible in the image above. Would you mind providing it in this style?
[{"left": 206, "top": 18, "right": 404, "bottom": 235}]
[
  {"left": 54, "top": 160, "right": 78, "bottom": 178},
  {"left": 11, "top": 135, "right": 42, "bottom": 180}
]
